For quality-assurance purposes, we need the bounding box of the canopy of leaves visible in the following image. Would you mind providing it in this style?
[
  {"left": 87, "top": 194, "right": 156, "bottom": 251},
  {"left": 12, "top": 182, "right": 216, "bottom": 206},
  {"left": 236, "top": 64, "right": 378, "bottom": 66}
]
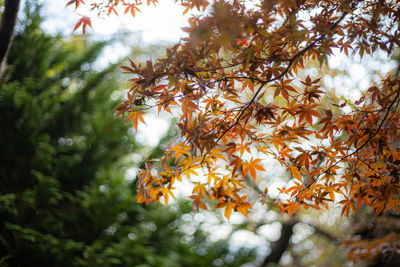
[
  {"left": 65, "top": 0, "right": 400, "bottom": 264},
  {"left": 0, "top": 3, "right": 254, "bottom": 266},
  {"left": 90, "top": 0, "right": 400, "bottom": 219}
]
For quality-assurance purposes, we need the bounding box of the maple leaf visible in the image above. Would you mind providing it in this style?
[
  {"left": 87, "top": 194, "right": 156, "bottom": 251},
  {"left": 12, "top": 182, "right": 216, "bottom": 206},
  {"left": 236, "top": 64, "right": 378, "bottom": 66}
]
[
  {"left": 243, "top": 158, "right": 265, "bottom": 181},
  {"left": 126, "top": 110, "right": 146, "bottom": 131},
  {"left": 290, "top": 166, "right": 302, "bottom": 182},
  {"left": 224, "top": 202, "right": 235, "bottom": 220},
  {"left": 73, "top": 16, "right": 92, "bottom": 35},
  {"left": 66, "top": 0, "right": 85, "bottom": 9}
]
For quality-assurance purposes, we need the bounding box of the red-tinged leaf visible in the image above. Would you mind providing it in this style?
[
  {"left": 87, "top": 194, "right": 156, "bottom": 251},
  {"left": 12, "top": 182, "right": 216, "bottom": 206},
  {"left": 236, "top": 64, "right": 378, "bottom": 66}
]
[
  {"left": 119, "top": 65, "right": 135, "bottom": 73},
  {"left": 350, "top": 201, "right": 359, "bottom": 215},
  {"left": 66, "top": 0, "right": 84, "bottom": 9},
  {"left": 152, "top": 84, "right": 168, "bottom": 92},
  {"left": 339, "top": 198, "right": 351, "bottom": 217},
  {"left": 107, "top": 6, "right": 119, "bottom": 16},
  {"left": 73, "top": 21, "right": 83, "bottom": 32},
  {"left": 263, "top": 187, "right": 268, "bottom": 195},
  {"left": 305, "top": 113, "right": 313, "bottom": 126},
  {"left": 73, "top": 17, "right": 92, "bottom": 35},
  {"left": 305, "top": 75, "right": 311, "bottom": 86},
  {"left": 66, "top": 0, "right": 75, "bottom": 7}
]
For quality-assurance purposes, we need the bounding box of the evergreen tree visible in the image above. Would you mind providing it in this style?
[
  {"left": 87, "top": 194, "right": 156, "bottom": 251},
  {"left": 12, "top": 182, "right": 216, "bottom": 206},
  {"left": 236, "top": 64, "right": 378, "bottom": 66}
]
[{"left": 0, "top": 3, "right": 254, "bottom": 266}]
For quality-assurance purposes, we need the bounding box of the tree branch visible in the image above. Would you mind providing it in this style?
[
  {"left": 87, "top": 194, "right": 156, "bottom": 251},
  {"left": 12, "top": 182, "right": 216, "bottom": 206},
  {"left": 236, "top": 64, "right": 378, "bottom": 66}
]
[
  {"left": 0, "top": 0, "right": 21, "bottom": 79},
  {"left": 300, "top": 81, "right": 400, "bottom": 193},
  {"left": 260, "top": 219, "right": 295, "bottom": 266},
  {"left": 213, "top": 9, "right": 349, "bottom": 146}
]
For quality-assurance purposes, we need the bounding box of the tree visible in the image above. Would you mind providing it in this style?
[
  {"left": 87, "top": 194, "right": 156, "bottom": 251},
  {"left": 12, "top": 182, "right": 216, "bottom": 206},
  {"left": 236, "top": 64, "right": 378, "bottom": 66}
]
[
  {"left": 69, "top": 0, "right": 399, "bottom": 221},
  {"left": 0, "top": 3, "right": 255, "bottom": 266},
  {"left": 64, "top": 0, "right": 400, "bottom": 264},
  {"left": 0, "top": 0, "right": 21, "bottom": 77}
]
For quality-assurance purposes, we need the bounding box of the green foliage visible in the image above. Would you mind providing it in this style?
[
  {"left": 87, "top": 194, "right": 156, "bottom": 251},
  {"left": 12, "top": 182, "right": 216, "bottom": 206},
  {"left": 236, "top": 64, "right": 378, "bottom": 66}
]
[{"left": 0, "top": 3, "right": 254, "bottom": 266}]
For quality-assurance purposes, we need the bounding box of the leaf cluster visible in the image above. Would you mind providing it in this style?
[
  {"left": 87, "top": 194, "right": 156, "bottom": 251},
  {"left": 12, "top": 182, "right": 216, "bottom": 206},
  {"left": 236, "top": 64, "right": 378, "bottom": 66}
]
[{"left": 109, "top": 0, "right": 400, "bottom": 221}]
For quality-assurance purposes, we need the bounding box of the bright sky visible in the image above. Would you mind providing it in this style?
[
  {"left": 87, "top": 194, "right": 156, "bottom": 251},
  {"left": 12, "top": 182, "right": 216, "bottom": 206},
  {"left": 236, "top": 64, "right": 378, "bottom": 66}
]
[
  {"left": 42, "top": 0, "right": 190, "bottom": 42},
  {"left": 39, "top": 0, "right": 194, "bottom": 147}
]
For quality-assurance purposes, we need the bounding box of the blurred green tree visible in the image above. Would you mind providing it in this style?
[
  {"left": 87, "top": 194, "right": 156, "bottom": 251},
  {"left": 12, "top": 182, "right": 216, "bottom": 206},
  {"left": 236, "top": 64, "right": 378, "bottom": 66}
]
[{"left": 0, "top": 2, "right": 254, "bottom": 266}]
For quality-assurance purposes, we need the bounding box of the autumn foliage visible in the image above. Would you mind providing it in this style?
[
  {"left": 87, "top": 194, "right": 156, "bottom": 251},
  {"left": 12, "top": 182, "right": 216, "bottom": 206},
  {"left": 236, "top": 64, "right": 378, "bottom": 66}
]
[{"left": 68, "top": 0, "right": 400, "bottom": 223}]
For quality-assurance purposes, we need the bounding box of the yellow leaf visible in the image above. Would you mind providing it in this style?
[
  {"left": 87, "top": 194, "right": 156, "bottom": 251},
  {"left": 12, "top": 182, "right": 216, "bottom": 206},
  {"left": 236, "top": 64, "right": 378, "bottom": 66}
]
[
  {"left": 291, "top": 166, "right": 301, "bottom": 181},
  {"left": 224, "top": 203, "right": 234, "bottom": 219}
]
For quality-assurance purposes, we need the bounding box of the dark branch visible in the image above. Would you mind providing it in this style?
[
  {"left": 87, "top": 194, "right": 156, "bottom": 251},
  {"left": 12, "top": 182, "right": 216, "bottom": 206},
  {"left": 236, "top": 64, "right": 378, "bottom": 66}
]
[
  {"left": 260, "top": 220, "right": 295, "bottom": 266},
  {"left": 0, "top": 0, "right": 21, "bottom": 79}
]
